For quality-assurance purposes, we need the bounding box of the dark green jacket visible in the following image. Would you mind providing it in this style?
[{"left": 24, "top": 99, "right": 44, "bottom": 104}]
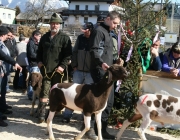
[{"left": 37, "top": 30, "right": 72, "bottom": 73}]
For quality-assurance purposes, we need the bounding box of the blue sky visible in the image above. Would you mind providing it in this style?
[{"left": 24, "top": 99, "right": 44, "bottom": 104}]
[
  {"left": 147, "top": 0, "right": 178, "bottom": 3},
  {"left": 171, "top": 0, "right": 177, "bottom": 2}
]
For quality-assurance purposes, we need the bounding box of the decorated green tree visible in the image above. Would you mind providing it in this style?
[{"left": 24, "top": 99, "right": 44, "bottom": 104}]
[{"left": 111, "top": 0, "right": 169, "bottom": 127}]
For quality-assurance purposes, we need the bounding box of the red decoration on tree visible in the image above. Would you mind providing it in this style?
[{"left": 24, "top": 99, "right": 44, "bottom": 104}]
[
  {"left": 121, "top": 41, "right": 125, "bottom": 47},
  {"left": 125, "top": 20, "right": 130, "bottom": 27},
  {"left": 127, "top": 29, "right": 131, "bottom": 33},
  {"left": 128, "top": 31, "right": 133, "bottom": 36},
  {"left": 119, "top": 41, "right": 125, "bottom": 55},
  {"left": 114, "top": 121, "right": 122, "bottom": 129}
]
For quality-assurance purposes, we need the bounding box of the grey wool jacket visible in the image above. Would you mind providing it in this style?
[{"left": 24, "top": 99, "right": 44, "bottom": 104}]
[
  {"left": 71, "top": 34, "right": 91, "bottom": 72},
  {"left": 16, "top": 41, "right": 28, "bottom": 66}
]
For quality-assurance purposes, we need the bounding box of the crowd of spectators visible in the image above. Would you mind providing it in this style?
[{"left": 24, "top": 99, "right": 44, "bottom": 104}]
[{"left": 0, "top": 11, "right": 179, "bottom": 140}]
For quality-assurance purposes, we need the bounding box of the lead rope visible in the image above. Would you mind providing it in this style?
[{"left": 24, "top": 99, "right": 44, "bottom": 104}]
[
  {"left": 42, "top": 65, "right": 64, "bottom": 83},
  {"left": 65, "top": 65, "right": 69, "bottom": 83}
]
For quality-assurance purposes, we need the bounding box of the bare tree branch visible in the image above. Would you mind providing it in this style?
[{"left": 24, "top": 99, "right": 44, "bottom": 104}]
[{"left": 24, "top": 0, "right": 61, "bottom": 28}]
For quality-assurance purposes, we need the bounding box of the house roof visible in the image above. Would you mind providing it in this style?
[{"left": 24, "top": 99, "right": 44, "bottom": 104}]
[
  {"left": 0, "top": 6, "right": 15, "bottom": 11},
  {"left": 69, "top": 0, "right": 114, "bottom": 3},
  {"left": 16, "top": 6, "right": 68, "bottom": 21},
  {"left": 16, "top": 12, "right": 67, "bottom": 21},
  {"left": 16, "top": 13, "right": 52, "bottom": 20}
]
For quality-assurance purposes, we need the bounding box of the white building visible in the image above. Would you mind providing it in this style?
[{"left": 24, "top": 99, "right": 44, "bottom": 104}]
[
  {"left": 0, "top": 6, "right": 16, "bottom": 24},
  {"left": 62, "top": 0, "right": 114, "bottom": 26}
]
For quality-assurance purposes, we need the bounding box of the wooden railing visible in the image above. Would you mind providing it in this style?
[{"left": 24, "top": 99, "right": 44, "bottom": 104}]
[{"left": 145, "top": 70, "right": 180, "bottom": 80}]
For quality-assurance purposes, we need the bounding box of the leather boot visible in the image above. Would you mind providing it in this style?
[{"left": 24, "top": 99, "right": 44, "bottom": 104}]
[
  {"left": 101, "top": 121, "right": 115, "bottom": 139},
  {"left": 38, "top": 102, "right": 47, "bottom": 123},
  {"left": 94, "top": 121, "right": 115, "bottom": 139},
  {"left": 0, "top": 119, "right": 8, "bottom": 127}
]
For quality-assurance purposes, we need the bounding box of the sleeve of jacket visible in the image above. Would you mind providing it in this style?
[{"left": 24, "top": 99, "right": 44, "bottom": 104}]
[
  {"left": 36, "top": 37, "right": 44, "bottom": 63},
  {"left": 71, "top": 35, "right": 80, "bottom": 68},
  {"left": 10, "top": 39, "right": 18, "bottom": 58},
  {"left": 59, "top": 36, "right": 72, "bottom": 69},
  {"left": 0, "top": 49, "right": 16, "bottom": 66},
  {"left": 90, "top": 29, "right": 104, "bottom": 67},
  {"left": 151, "top": 56, "right": 162, "bottom": 71},
  {"left": 14, "top": 40, "right": 18, "bottom": 58},
  {"left": 0, "top": 65, "right": 3, "bottom": 74},
  {"left": 162, "top": 55, "right": 171, "bottom": 73},
  {"left": 27, "top": 41, "right": 37, "bottom": 61}
]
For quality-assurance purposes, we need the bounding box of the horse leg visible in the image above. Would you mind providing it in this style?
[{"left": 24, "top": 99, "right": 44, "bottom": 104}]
[{"left": 74, "top": 115, "right": 91, "bottom": 140}]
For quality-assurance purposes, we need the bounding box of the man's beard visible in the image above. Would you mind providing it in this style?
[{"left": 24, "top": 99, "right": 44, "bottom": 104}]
[{"left": 51, "top": 28, "right": 59, "bottom": 33}]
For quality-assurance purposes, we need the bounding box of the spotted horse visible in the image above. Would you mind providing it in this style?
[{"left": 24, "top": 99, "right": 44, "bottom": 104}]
[{"left": 116, "top": 94, "right": 180, "bottom": 140}]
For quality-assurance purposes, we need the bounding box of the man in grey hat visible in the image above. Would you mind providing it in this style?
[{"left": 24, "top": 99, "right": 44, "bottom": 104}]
[
  {"left": 37, "top": 13, "right": 72, "bottom": 123},
  {"left": 62, "top": 22, "right": 97, "bottom": 139}
]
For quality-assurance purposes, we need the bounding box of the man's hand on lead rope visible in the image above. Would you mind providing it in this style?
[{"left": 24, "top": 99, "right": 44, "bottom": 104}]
[
  {"left": 102, "top": 63, "right": 109, "bottom": 71},
  {"left": 56, "top": 66, "right": 64, "bottom": 74}
]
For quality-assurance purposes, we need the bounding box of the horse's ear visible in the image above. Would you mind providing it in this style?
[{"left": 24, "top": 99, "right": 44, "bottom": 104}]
[{"left": 107, "top": 70, "right": 112, "bottom": 84}]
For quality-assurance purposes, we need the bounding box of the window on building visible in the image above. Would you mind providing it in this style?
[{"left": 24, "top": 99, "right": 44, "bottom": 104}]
[
  {"left": 85, "top": 5, "right": 88, "bottom": 10},
  {"left": 84, "top": 17, "right": 88, "bottom": 23},
  {"left": 76, "top": 5, "right": 79, "bottom": 10},
  {"left": 3, "top": 13, "right": 6, "bottom": 19},
  {"left": 8, "top": 14, "right": 11, "bottom": 19},
  {"left": 95, "top": 5, "right": 99, "bottom": 11}
]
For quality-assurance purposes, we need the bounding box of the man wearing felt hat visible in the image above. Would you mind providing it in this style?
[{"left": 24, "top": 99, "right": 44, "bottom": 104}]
[{"left": 37, "top": 13, "right": 72, "bottom": 123}]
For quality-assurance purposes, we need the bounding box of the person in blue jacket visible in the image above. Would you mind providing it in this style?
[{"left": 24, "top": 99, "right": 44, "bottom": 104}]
[{"left": 162, "top": 42, "right": 180, "bottom": 76}]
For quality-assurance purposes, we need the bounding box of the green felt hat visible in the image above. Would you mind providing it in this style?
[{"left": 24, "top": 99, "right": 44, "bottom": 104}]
[{"left": 50, "top": 13, "right": 63, "bottom": 23}]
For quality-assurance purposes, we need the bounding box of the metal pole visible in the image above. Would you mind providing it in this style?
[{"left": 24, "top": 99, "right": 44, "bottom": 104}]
[
  {"left": 160, "top": 0, "right": 163, "bottom": 26},
  {"left": 171, "top": 3, "right": 175, "bottom": 33}
]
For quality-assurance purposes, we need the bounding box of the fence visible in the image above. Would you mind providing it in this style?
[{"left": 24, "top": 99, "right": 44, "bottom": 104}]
[
  {"left": 62, "top": 29, "right": 81, "bottom": 46},
  {"left": 142, "top": 70, "right": 180, "bottom": 130},
  {"left": 2, "top": 23, "right": 81, "bottom": 46},
  {"left": 2, "top": 23, "right": 20, "bottom": 34}
]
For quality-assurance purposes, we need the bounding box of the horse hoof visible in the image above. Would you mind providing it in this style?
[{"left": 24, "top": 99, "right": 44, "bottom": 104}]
[
  {"left": 38, "top": 118, "right": 45, "bottom": 123},
  {"left": 45, "top": 131, "right": 49, "bottom": 135},
  {"left": 74, "top": 136, "right": 80, "bottom": 140}
]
